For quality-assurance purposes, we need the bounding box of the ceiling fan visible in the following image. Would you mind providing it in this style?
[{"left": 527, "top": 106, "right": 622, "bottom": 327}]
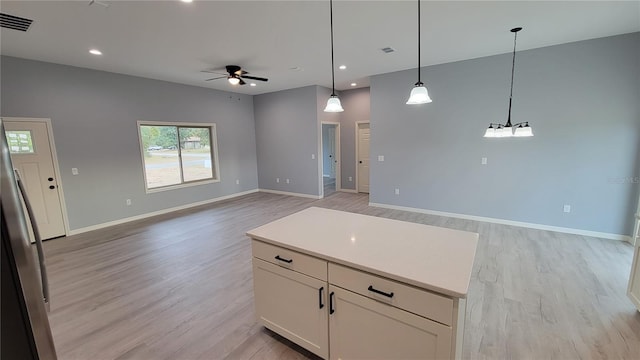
[{"left": 202, "top": 65, "right": 268, "bottom": 86}]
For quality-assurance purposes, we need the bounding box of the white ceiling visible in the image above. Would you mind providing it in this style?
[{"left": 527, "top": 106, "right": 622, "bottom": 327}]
[{"left": 1, "top": 1, "right": 638, "bottom": 95}]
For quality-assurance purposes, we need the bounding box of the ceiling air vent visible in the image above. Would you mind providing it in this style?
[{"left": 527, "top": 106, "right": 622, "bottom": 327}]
[
  {"left": 0, "top": 13, "right": 33, "bottom": 32},
  {"left": 381, "top": 47, "right": 396, "bottom": 54}
]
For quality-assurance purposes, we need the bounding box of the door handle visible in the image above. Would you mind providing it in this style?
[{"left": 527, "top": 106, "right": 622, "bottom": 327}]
[
  {"left": 329, "top": 291, "right": 335, "bottom": 314},
  {"left": 49, "top": 185, "right": 56, "bottom": 189},
  {"left": 359, "top": 161, "right": 363, "bottom": 164},
  {"left": 329, "top": 155, "right": 332, "bottom": 158},
  {"left": 319, "top": 287, "right": 324, "bottom": 309},
  {"left": 47, "top": 177, "right": 54, "bottom": 182}
]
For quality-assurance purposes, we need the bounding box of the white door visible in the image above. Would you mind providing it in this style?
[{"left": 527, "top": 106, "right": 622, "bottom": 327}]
[
  {"left": 628, "top": 198, "right": 640, "bottom": 311},
  {"left": 357, "top": 124, "right": 370, "bottom": 193},
  {"left": 4, "top": 120, "right": 65, "bottom": 240},
  {"left": 328, "top": 127, "right": 336, "bottom": 178},
  {"left": 253, "top": 259, "right": 329, "bottom": 358},
  {"left": 328, "top": 285, "right": 452, "bottom": 359}
]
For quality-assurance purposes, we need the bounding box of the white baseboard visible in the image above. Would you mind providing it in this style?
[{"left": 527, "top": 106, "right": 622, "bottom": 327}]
[
  {"left": 259, "top": 189, "right": 321, "bottom": 199},
  {"left": 340, "top": 189, "right": 358, "bottom": 193},
  {"left": 369, "top": 202, "right": 632, "bottom": 242},
  {"left": 69, "top": 189, "right": 259, "bottom": 235}
]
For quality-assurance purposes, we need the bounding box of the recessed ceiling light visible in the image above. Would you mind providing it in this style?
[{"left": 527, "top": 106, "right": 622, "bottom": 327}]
[
  {"left": 89, "top": 49, "right": 102, "bottom": 55},
  {"left": 180, "top": 0, "right": 193, "bottom": 3},
  {"left": 350, "top": 83, "right": 357, "bottom": 87},
  {"left": 250, "top": 83, "right": 257, "bottom": 87},
  {"left": 339, "top": 65, "right": 347, "bottom": 70}
]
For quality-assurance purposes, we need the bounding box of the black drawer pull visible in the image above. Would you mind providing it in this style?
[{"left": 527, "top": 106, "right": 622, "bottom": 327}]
[
  {"left": 319, "top": 287, "right": 324, "bottom": 309},
  {"left": 274, "top": 255, "right": 293, "bottom": 263},
  {"left": 368, "top": 285, "right": 394, "bottom": 298},
  {"left": 329, "top": 291, "right": 335, "bottom": 314}
]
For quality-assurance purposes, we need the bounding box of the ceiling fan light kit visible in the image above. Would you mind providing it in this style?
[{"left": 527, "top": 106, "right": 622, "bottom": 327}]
[
  {"left": 484, "top": 27, "right": 534, "bottom": 138},
  {"left": 406, "top": 0, "right": 432, "bottom": 105},
  {"left": 203, "top": 65, "right": 268, "bottom": 86},
  {"left": 324, "top": 0, "right": 344, "bottom": 113}
]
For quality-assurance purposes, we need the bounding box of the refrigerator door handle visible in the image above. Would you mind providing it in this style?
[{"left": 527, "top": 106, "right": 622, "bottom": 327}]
[{"left": 14, "top": 169, "right": 50, "bottom": 311}]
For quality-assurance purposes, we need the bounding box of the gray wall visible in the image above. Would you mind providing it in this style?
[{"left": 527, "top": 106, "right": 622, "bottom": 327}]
[
  {"left": 370, "top": 32, "right": 640, "bottom": 236},
  {"left": 1, "top": 56, "right": 258, "bottom": 231},
  {"left": 338, "top": 87, "right": 370, "bottom": 190},
  {"left": 254, "top": 85, "right": 320, "bottom": 196}
]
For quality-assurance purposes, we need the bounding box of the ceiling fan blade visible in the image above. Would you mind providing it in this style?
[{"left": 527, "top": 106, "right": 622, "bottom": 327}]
[
  {"left": 201, "top": 70, "right": 227, "bottom": 75},
  {"left": 241, "top": 75, "right": 268, "bottom": 82},
  {"left": 205, "top": 76, "right": 226, "bottom": 81},
  {"left": 239, "top": 78, "right": 246, "bottom": 85}
]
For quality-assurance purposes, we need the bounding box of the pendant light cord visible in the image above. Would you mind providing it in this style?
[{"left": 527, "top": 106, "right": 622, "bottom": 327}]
[
  {"left": 416, "top": 0, "right": 421, "bottom": 85},
  {"left": 330, "top": 0, "right": 336, "bottom": 96},
  {"left": 509, "top": 30, "right": 518, "bottom": 100},
  {"left": 506, "top": 29, "right": 518, "bottom": 126}
]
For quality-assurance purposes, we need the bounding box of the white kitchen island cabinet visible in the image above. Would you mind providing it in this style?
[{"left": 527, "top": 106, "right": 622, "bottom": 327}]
[{"left": 248, "top": 207, "right": 478, "bottom": 360}]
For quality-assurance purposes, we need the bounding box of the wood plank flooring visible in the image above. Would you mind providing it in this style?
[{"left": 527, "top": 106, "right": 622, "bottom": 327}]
[{"left": 42, "top": 192, "right": 640, "bottom": 359}]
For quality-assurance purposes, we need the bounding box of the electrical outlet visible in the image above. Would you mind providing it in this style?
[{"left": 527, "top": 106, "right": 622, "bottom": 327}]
[
  {"left": 72, "top": 167, "right": 79, "bottom": 175},
  {"left": 126, "top": 199, "right": 132, "bottom": 206},
  {"left": 286, "top": 179, "right": 290, "bottom": 184},
  {"left": 481, "top": 157, "right": 487, "bottom": 165},
  {"left": 236, "top": 179, "right": 240, "bottom": 185},
  {"left": 348, "top": 176, "right": 352, "bottom": 182},
  {"left": 378, "top": 155, "right": 385, "bottom": 162},
  {"left": 311, "top": 154, "right": 315, "bottom": 159},
  {"left": 276, "top": 178, "right": 280, "bottom": 183},
  {"left": 563, "top": 205, "right": 571, "bottom": 213},
  {"left": 395, "top": 188, "right": 400, "bottom": 195}
]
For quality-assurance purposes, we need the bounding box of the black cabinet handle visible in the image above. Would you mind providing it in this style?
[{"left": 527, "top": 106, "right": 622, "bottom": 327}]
[
  {"left": 329, "top": 291, "right": 335, "bottom": 314},
  {"left": 274, "top": 255, "right": 293, "bottom": 263},
  {"left": 319, "top": 287, "right": 324, "bottom": 309},
  {"left": 368, "top": 285, "right": 394, "bottom": 298}
]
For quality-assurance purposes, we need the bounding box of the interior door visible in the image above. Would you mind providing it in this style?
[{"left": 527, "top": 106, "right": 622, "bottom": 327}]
[
  {"left": 628, "top": 199, "right": 640, "bottom": 311},
  {"left": 328, "top": 127, "right": 336, "bottom": 178},
  {"left": 357, "top": 124, "right": 370, "bottom": 193},
  {"left": 4, "top": 120, "right": 65, "bottom": 240}
]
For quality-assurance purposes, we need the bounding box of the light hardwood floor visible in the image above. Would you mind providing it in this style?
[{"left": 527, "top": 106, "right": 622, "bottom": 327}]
[{"left": 43, "top": 192, "right": 640, "bottom": 359}]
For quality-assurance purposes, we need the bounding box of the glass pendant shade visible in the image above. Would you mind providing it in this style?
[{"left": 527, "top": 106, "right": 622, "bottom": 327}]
[
  {"left": 324, "top": 95, "right": 344, "bottom": 112},
  {"left": 499, "top": 126, "right": 513, "bottom": 137},
  {"left": 406, "top": 85, "right": 432, "bottom": 104},
  {"left": 513, "top": 124, "right": 534, "bottom": 137},
  {"left": 228, "top": 77, "right": 240, "bottom": 85},
  {"left": 483, "top": 126, "right": 496, "bottom": 138}
]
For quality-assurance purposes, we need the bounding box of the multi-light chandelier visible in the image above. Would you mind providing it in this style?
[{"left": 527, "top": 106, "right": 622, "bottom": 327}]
[{"left": 484, "top": 27, "right": 533, "bottom": 138}]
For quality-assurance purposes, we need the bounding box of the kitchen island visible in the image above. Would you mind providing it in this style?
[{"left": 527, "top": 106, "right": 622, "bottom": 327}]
[{"left": 247, "top": 207, "right": 478, "bottom": 359}]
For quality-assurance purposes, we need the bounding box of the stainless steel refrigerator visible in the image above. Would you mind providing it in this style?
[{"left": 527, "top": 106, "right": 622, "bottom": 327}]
[{"left": 1, "top": 119, "right": 57, "bottom": 359}]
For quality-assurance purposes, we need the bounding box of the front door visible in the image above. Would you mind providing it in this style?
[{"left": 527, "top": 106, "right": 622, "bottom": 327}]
[
  {"left": 4, "top": 120, "right": 65, "bottom": 240},
  {"left": 357, "top": 123, "right": 370, "bottom": 193}
]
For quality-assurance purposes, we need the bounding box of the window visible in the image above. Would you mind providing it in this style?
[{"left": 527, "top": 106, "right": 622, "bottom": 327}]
[
  {"left": 5, "top": 130, "right": 35, "bottom": 154},
  {"left": 137, "top": 122, "right": 220, "bottom": 192}
]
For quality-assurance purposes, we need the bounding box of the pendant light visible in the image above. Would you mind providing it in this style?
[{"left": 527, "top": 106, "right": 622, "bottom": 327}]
[
  {"left": 324, "top": 0, "right": 344, "bottom": 112},
  {"left": 406, "top": 0, "right": 432, "bottom": 105},
  {"left": 484, "top": 27, "right": 533, "bottom": 138}
]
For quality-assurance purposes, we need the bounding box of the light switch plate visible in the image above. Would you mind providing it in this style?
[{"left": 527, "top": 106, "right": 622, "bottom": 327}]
[
  {"left": 378, "top": 155, "right": 384, "bottom": 162},
  {"left": 481, "top": 157, "right": 487, "bottom": 165},
  {"left": 72, "top": 168, "right": 79, "bottom": 175}
]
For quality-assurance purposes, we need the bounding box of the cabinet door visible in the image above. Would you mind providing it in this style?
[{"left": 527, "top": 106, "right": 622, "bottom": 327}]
[
  {"left": 253, "top": 258, "right": 328, "bottom": 358},
  {"left": 329, "top": 285, "right": 452, "bottom": 360}
]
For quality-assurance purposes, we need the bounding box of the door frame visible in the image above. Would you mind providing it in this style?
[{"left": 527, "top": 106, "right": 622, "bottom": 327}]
[
  {"left": 3, "top": 117, "right": 70, "bottom": 236},
  {"left": 355, "top": 121, "right": 370, "bottom": 194},
  {"left": 320, "top": 121, "right": 341, "bottom": 197}
]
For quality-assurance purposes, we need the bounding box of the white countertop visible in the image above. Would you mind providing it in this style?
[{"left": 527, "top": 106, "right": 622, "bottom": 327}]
[{"left": 247, "top": 207, "right": 478, "bottom": 298}]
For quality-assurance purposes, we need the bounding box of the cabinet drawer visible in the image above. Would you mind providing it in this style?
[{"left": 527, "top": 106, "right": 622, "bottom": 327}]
[
  {"left": 329, "top": 263, "right": 454, "bottom": 326},
  {"left": 252, "top": 240, "right": 327, "bottom": 281}
]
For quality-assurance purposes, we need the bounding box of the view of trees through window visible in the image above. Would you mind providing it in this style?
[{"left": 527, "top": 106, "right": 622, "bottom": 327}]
[{"left": 139, "top": 124, "right": 218, "bottom": 189}]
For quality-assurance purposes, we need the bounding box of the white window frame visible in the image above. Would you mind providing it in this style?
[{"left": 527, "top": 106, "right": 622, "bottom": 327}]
[{"left": 137, "top": 120, "right": 221, "bottom": 193}]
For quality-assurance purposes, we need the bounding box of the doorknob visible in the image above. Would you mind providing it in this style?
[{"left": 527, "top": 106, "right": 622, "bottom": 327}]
[
  {"left": 49, "top": 185, "right": 55, "bottom": 189},
  {"left": 329, "top": 155, "right": 332, "bottom": 158},
  {"left": 359, "top": 161, "right": 363, "bottom": 164},
  {"left": 48, "top": 177, "right": 54, "bottom": 181}
]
